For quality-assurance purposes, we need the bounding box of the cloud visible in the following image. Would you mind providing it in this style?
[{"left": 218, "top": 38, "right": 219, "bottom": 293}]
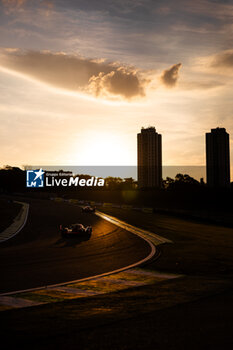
[
  {"left": 210, "top": 49, "right": 233, "bottom": 68},
  {"left": 160, "top": 63, "right": 182, "bottom": 87},
  {"left": 171, "top": 0, "right": 233, "bottom": 20},
  {"left": 196, "top": 50, "right": 233, "bottom": 76},
  {"left": 88, "top": 68, "right": 146, "bottom": 99},
  {"left": 0, "top": 49, "right": 148, "bottom": 100},
  {"left": 1, "top": 0, "right": 28, "bottom": 12},
  {"left": 180, "top": 80, "right": 225, "bottom": 90},
  {"left": 1, "top": 0, "right": 53, "bottom": 14},
  {"left": 2, "top": 0, "right": 27, "bottom": 6}
]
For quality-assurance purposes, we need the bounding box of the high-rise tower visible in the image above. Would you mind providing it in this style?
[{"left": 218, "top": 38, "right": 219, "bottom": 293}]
[
  {"left": 206, "top": 127, "right": 230, "bottom": 187},
  {"left": 137, "top": 127, "right": 162, "bottom": 188}
]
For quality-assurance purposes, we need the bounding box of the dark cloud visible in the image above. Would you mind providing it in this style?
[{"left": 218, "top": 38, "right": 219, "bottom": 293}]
[
  {"left": 210, "top": 49, "right": 233, "bottom": 68},
  {"left": 160, "top": 63, "right": 182, "bottom": 87},
  {"left": 1, "top": 0, "right": 54, "bottom": 14},
  {"left": 2, "top": 0, "right": 27, "bottom": 6},
  {"left": 180, "top": 0, "right": 233, "bottom": 20},
  {"left": 88, "top": 68, "right": 146, "bottom": 99},
  {"left": 1, "top": 0, "right": 149, "bottom": 14},
  {"left": 0, "top": 49, "right": 148, "bottom": 99},
  {"left": 1, "top": 0, "right": 52, "bottom": 7}
]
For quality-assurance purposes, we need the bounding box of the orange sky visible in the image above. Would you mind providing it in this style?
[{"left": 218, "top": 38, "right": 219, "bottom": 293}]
[{"left": 0, "top": 0, "right": 232, "bottom": 179}]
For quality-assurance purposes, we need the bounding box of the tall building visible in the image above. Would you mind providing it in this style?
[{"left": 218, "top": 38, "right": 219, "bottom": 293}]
[
  {"left": 206, "top": 127, "right": 230, "bottom": 187},
  {"left": 137, "top": 127, "right": 162, "bottom": 188}
]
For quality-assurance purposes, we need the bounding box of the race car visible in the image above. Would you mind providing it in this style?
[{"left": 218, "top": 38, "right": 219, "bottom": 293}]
[
  {"left": 60, "top": 223, "right": 92, "bottom": 238},
  {"left": 82, "top": 206, "right": 96, "bottom": 213}
]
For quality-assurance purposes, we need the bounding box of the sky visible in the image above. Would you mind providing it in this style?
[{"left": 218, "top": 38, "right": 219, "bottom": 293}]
[{"left": 0, "top": 0, "right": 232, "bottom": 179}]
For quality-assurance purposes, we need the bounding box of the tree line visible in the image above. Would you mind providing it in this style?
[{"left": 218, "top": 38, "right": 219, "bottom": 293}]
[{"left": 0, "top": 165, "right": 205, "bottom": 193}]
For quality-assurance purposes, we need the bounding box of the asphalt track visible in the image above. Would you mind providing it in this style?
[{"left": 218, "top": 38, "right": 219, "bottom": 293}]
[{"left": 0, "top": 198, "right": 151, "bottom": 294}]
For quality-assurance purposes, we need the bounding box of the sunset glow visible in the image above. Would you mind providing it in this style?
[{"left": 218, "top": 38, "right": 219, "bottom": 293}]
[
  {"left": 68, "top": 132, "right": 134, "bottom": 166},
  {"left": 0, "top": 0, "right": 232, "bottom": 177}
]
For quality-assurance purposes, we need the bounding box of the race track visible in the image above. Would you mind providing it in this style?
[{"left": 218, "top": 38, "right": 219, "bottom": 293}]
[{"left": 0, "top": 198, "right": 151, "bottom": 293}]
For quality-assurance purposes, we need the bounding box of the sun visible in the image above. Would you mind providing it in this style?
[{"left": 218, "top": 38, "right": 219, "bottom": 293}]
[{"left": 69, "top": 131, "right": 134, "bottom": 166}]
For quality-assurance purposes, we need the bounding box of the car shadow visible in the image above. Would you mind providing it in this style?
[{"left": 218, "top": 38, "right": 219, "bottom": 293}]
[{"left": 54, "top": 232, "right": 92, "bottom": 248}]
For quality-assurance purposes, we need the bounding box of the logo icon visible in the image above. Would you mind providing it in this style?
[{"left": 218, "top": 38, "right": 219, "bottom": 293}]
[{"left": 26, "top": 169, "right": 45, "bottom": 188}]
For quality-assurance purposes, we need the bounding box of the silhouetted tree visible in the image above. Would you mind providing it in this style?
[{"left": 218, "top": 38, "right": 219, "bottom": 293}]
[
  {"left": 175, "top": 173, "right": 199, "bottom": 185},
  {"left": 163, "top": 177, "right": 175, "bottom": 189},
  {"left": 105, "top": 177, "right": 123, "bottom": 190},
  {"left": 164, "top": 173, "right": 200, "bottom": 190},
  {"left": 0, "top": 166, "right": 25, "bottom": 193},
  {"left": 122, "top": 177, "right": 137, "bottom": 190}
]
